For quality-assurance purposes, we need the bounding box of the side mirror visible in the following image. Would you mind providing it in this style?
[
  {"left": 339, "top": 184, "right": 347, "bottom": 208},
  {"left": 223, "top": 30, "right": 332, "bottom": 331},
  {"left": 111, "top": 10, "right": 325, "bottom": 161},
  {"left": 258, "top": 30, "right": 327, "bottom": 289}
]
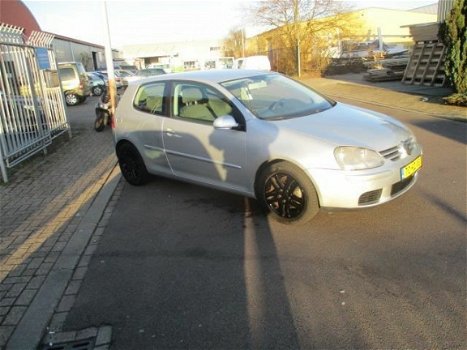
[{"left": 213, "top": 115, "right": 239, "bottom": 130}]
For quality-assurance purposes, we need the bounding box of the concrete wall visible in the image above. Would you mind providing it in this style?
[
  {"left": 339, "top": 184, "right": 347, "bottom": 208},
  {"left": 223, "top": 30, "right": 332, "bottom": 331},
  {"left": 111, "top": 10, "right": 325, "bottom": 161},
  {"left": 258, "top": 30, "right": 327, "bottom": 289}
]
[
  {"left": 53, "top": 38, "right": 106, "bottom": 71},
  {"left": 121, "top": 39, "right": 223, "bottom": 69},
  {"left": 357, "top": 8, "right": 438, "bottom": 43}
]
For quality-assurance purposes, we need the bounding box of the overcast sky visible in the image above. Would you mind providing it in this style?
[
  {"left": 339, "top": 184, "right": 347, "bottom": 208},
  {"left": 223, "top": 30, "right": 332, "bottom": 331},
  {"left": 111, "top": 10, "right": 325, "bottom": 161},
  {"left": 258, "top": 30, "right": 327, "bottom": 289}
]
[{"left": 23, "top": 0, "right": 438, "bottom": 48}]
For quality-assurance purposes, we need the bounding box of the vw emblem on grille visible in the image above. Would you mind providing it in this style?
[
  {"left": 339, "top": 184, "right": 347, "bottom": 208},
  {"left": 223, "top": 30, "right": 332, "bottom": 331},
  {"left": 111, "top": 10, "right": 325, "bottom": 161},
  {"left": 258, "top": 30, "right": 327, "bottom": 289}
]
[{"left": 401, "top": 139, "right": 413, "bottom": 155}]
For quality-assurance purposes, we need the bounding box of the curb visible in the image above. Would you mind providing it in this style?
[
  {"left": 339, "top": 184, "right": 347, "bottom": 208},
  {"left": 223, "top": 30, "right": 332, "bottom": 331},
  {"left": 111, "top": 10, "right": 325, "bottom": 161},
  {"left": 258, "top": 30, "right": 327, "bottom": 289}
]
[{"left": 6, "top": 164, "right": 121, "bottom": 350}]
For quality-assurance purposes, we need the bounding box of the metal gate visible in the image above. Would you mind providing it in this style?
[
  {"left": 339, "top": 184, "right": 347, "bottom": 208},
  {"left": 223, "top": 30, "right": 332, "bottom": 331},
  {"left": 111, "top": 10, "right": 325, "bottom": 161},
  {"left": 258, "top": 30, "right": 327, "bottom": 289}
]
[{"left": 0, "top": 23, "right": 70, "bottom": 183}]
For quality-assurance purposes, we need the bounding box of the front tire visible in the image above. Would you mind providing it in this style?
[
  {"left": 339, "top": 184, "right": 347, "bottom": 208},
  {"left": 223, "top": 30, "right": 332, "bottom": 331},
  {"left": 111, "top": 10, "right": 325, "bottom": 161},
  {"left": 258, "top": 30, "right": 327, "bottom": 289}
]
[
  {"left": 92, "top": 85, "right": 104, "bottom": 96},
  {"left": 257, "top": 162, "right": 319, "bottom": 224},
  {"left": 116, "top": 143, "right": 149, "bottom": 186}
]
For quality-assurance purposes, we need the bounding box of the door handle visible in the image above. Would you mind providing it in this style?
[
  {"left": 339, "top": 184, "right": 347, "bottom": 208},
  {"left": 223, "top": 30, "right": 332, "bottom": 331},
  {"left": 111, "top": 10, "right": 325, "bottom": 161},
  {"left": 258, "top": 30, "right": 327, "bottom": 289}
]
[{"left": 164, "top": 128, "right": 181, "bottom": 138}]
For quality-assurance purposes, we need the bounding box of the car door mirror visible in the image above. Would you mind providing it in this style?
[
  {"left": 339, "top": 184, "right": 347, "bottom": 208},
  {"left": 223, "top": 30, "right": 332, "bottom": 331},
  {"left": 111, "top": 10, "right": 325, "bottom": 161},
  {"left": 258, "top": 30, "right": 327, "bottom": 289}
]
[{"left": 213, "top": 115, "right": 239, "bottom": 130}]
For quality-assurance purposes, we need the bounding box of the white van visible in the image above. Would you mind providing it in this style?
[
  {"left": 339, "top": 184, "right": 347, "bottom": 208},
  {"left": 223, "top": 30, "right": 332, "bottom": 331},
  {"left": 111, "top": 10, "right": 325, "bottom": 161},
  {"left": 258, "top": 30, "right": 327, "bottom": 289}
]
[{"left": 235, "top": 55, "right": 271, "bottom": 71}]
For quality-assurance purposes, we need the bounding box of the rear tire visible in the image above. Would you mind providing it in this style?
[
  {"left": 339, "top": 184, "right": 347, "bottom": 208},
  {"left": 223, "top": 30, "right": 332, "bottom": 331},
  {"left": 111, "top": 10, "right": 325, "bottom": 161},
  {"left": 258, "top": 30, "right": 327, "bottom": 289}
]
[
  {"left": 257, "top": 161, "right": 319, "bottom": 225},
  {"left": 65, "top": 93, "right": 79, "bottom": 106},
  {"left": 94, "top": 111, "right": 107, "bottom": 132},
  {"left": 117, "top": 143, "right": 149, "bottom": 186}
]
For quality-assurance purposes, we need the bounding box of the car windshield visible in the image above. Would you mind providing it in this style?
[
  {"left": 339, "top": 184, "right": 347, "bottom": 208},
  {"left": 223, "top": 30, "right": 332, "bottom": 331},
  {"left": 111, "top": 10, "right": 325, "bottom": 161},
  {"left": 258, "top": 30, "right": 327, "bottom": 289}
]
[{"left": 221, "top": 74, "right": 334, "bottom": 120}]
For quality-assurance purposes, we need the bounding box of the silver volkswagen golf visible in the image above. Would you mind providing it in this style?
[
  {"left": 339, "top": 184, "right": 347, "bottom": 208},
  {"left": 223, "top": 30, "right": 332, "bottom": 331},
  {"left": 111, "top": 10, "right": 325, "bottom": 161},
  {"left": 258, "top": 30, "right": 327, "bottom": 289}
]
[{"left": 113, "top": 70, "right": 422, "bottom": 224}]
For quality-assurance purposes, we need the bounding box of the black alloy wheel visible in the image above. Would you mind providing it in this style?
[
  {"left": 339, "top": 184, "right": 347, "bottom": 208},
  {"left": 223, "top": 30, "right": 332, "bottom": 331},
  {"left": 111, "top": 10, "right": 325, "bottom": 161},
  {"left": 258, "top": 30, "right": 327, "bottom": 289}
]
[
  {"left": 258, "top": 162, "right": 319, "bottom": 224},
  {"left": 117, "top": 143, "right": 149, "bottom": 186}
]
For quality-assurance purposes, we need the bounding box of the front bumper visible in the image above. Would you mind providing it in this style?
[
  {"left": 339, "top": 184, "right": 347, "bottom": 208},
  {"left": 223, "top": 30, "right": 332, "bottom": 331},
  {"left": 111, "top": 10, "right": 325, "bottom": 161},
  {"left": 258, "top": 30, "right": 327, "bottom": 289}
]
[{"left": 308, "top": 154, "right": 422, "bottom": 209}]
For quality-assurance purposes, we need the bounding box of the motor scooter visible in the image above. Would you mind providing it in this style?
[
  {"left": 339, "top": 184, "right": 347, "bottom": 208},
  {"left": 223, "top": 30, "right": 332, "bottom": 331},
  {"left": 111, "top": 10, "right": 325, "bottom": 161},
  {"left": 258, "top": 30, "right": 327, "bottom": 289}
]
[{"left": 94, "top": 88, "right": 113, "bottom": 132}]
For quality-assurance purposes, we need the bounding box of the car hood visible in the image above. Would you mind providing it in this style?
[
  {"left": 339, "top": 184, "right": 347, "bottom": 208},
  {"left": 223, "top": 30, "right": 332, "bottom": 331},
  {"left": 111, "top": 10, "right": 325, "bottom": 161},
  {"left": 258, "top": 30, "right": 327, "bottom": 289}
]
[{"left": 275, "top": 102, "right": 412, "bottom": 151}]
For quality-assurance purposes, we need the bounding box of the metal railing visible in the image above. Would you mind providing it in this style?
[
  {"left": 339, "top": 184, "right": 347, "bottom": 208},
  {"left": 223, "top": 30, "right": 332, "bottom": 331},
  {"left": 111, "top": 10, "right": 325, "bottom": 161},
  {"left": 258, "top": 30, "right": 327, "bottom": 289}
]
[{"left": 0, "top": 23, "right": 70, "bottom": 182}]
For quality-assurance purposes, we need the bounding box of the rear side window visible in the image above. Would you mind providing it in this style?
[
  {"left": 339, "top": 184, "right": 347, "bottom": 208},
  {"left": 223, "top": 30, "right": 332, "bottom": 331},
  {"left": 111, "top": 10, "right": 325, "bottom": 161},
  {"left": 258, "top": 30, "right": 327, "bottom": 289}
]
[
  {"left": 133, "top": 82, "right": 167, "bottom": 115},
  {"left": 59, "top": 68, "right": 76, "bottom": 81}
]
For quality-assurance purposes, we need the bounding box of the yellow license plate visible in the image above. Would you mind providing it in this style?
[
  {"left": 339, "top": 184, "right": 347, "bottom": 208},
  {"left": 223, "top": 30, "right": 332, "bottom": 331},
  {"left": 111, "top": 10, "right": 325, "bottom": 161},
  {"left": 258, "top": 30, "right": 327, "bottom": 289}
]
[{"left": 401, "top": 156, "right": 422, "bottom": 179}]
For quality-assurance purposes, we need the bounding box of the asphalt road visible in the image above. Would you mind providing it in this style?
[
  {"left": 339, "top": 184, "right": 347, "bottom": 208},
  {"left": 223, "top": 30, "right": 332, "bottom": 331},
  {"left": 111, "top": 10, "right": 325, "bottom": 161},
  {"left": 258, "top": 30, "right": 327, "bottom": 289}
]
[{"left": 64, "top": 97, "right": 466, "bottom": 349}]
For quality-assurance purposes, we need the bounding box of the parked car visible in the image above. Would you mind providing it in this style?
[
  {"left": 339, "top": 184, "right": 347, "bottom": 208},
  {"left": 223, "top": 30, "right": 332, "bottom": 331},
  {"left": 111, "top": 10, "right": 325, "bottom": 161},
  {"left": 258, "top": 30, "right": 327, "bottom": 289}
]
[
  {"left": 113, "top": 70, "right": 422, "bottom": 224},
  {"left": 235, "top": 55, "right": 271, "bottom": 71},
  {"left": 86, "top": 72, "right": 106, "bottom": 96},
  {"left": 122, "top": 68, "right": 167, "bottom": 86},
  {"left": 95, "top": 69, "right": 134, "bottom": 89},
  {"left": 58, "top": 62, "right": 91, "bottom": 106}
]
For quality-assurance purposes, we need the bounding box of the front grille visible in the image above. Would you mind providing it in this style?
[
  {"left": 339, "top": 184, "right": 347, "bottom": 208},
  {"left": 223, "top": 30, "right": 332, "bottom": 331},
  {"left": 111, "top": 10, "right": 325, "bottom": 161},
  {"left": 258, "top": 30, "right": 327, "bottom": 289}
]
[
  {"left": 391, "top": 176, "right": 414, "bottom": 196},
  {"left": 380, "top": 145, "right": 401, "bottom": 161},
  {"left": 359, "top": 189, "right": 382, "bottom": 205},
  {"left": 380, "top": 137, "right": 416, "bottom": 161}
]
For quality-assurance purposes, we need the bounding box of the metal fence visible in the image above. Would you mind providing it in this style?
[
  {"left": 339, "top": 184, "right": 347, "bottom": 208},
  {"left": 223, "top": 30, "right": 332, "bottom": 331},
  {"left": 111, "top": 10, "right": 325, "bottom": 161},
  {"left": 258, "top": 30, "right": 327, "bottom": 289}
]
[{"left": 0, "top": 23, "right": 70, "bottom": 183}]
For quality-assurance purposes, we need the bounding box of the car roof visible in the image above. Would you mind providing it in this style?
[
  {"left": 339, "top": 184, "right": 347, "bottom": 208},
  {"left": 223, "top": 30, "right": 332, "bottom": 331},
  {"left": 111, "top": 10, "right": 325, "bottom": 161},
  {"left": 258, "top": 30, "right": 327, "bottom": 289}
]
[{"left": 135, "top": 69, "right": 276, "bottom": 85}]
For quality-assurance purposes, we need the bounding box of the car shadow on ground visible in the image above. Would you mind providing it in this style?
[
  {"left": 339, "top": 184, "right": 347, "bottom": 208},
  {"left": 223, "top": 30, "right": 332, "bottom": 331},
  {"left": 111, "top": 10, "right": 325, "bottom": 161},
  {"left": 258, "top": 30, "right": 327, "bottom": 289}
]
[
  {"left": 63, "top": 176, "right": 302, "bottom": 349},
  {"left": 412, "top": 118, "right": 466, "bottom": 145}
]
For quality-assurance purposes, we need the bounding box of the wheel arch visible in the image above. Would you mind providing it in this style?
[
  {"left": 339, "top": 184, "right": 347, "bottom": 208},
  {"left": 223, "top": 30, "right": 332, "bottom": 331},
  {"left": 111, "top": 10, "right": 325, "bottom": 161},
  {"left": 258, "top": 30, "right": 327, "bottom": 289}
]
[
  {"left": 115, "top": 138, "right": 137, "bottom": 155},
  {"left": 253, "top": 158, "right": 323, "bottom": 207}
]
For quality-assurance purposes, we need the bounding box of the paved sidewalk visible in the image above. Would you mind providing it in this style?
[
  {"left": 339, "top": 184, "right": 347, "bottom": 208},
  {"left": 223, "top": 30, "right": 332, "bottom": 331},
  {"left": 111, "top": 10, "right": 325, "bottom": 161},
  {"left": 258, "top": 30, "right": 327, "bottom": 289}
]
[{"left": 0, "top": 119, "right": 118, "bottom": 349}]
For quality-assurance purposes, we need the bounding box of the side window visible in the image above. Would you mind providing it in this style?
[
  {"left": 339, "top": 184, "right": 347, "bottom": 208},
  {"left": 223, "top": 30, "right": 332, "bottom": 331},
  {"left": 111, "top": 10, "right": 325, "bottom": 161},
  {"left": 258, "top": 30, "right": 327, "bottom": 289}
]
[
  {"left": 172, "top": 82, "right": 232, "bottom": 123},
  {"left": 133, "top": 82, "right": 167, "bottom": 115}
]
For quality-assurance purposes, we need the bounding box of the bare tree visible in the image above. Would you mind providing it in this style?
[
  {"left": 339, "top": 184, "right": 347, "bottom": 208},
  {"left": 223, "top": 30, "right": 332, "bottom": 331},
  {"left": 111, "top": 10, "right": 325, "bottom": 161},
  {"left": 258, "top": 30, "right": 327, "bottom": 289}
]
[
  {"left": 250, "top": 0, "right": 360, "bottom": 75},
  {"left": 223, "top": 28, "right": 246, "bottom": 58}
]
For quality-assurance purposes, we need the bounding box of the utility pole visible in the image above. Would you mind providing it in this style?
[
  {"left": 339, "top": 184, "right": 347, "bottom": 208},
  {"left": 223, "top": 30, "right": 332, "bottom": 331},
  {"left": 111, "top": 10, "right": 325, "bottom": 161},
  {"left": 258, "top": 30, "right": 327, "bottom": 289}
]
[{"left": 102, "top": 1, "right": 117, "bottom": 125}]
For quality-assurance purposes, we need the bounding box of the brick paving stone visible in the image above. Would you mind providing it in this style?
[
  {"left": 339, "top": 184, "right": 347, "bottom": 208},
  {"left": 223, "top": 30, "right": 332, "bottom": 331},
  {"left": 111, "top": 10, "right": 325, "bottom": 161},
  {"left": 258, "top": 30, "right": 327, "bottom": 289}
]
[
  {"left": 15, "top": 289, "right": 37, "bottom": 306},
  {"left": 0, "top": 298, "right": 15, "bottom": 307},
  {"left": 72, "top": 267, "right": 88, "bottom": 281},
  {"left": 2, "top": 276, "right": 31, "bottom": 285},
  {"left": 5, "top": 283, "right": 27, "bottom": 298},
  {"left": 64, "top": 280, "right": 81, "bottom": 296},
  {"left": 23, "top": 268, "right": 37, "bottom": 277},
  {"left": 4, "top": 264, "right": 27, "bottom": 277},
  {"left": 84, "top": 244, "right": 98, "bottom": 256},
  {"left": 27, "top": 275, "right": 46, "bottom": 289},
  {"left": 56, "top": 295, "right": 76, "bottom": 313},
  {"left": 3, "top": 306, "right": 27, "bottom": 325},
  {"left": 52, "top": 241, "right": 67, "bottom": 252},
  {"left": 45, "top": 251, "right": 61, "bottom": 263},
  {"left": 0, "top": 283, "right": 12, "bottom": 292},
  {"left": 27, "top": 256, "right": 44, "bottom": 269},
  {"left": 0, "top": 326, "right": 14, "bottom": 347},
  {"left": 36, "top": 262, "right": 54, "bottom": 276},
  {"left": 78, "top": 255, "right": 92, "bottom": 268},
  {"left": 48, "top": 311, "right": 68, "bottom": 331},
  {"left": 0, "top": 307, "right": 9, "bottom": 316}
]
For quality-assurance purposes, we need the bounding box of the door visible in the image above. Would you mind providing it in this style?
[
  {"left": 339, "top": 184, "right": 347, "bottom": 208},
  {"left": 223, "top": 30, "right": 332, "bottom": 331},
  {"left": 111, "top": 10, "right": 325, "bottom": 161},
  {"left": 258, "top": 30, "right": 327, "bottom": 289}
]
[
  {"left": 163, "top": 82, "right": 247, "bottom": 192},
  {"left": 132, "top": 81, "right": 172, "bottom": 175}
]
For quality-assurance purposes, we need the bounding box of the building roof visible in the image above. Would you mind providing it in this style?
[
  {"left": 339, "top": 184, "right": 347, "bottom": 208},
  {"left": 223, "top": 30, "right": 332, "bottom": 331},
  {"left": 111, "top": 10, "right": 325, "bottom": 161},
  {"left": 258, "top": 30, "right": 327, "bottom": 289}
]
[
  {"left": 0, "top": 0, "right": 41, "bottom": 37},
  {"left": 47, "top": 32, "right": 105, "bottom": 50},
  {"left": 409, "top": 3, "right": 438, "bottom": 15}
]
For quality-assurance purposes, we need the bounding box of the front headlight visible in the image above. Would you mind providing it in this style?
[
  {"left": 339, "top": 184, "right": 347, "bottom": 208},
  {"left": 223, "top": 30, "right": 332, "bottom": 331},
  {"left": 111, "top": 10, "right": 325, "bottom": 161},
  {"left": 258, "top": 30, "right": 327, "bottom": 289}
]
[{"left": 334, "top": 146, "right": 384, "bottom": 170}]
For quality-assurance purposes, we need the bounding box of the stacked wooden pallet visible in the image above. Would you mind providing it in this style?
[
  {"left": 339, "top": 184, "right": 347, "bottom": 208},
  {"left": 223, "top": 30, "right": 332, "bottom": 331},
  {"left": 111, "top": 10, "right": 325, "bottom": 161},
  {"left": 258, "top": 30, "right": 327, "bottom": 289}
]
[
  {"left": 402, "top": 42, "right": 446, "bottom": 87},
  {"left": 363, "top": 57, "right": 409, "bottom": 82}
]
